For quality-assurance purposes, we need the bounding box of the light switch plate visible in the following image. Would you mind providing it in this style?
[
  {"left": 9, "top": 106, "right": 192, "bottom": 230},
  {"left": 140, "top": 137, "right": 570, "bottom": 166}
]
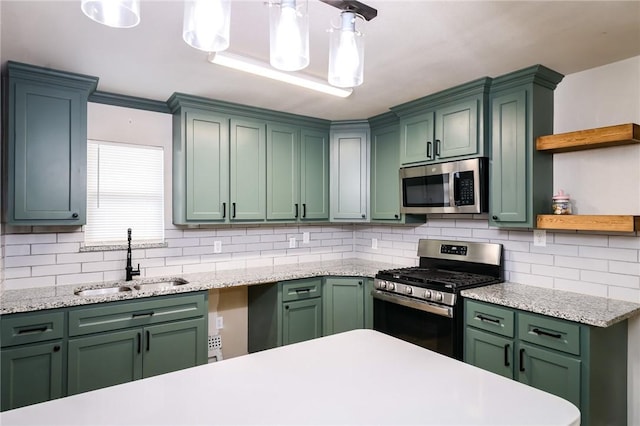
[
  {"left": 372, "top": 238, "right": 378, "bottom": 249},
  {"left": 214, "top": 241, "right": 222, "bottom": 253},
  {"left": 289, "top": 237, "right": 296, "bottom": 248},
  {"left": 533, "top": 230, "right": 546, "bottom": 247},
  {"left": 303, "top": 232, "right": 310, "bottom": 244},
  {"left": 216, "top": 316, "right": 224, "bottom": 330}
]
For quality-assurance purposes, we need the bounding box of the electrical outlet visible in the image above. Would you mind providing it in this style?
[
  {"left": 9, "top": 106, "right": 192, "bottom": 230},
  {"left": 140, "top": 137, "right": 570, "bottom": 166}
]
[
  {"left": 214, "top": 241, "right": 222, "bottom": 253},
  {"left": 372, "top": 238, "right": 378, "bottom": 249},
  {"left": 289, "top": 237, "right": 296, "bottom": 248},
  {"left": 216, "top": 316, "right": 224, "bottom": 330},
  {"left": 533, "top": 230, "right": 547, "bottom": 247},
  {"left": 303, "top": 232, "right": 310, "bottom": 244}
]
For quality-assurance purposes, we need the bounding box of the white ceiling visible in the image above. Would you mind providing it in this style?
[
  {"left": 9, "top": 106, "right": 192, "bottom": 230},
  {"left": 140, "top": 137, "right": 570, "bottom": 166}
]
[{"left": 2, "top": 1, "right": 639, "bottom": 121}]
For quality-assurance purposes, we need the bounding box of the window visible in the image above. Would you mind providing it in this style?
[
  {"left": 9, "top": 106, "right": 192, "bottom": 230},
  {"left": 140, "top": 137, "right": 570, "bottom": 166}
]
[{"left": 85, "top": 140, "right": 164, "bottom": 246}]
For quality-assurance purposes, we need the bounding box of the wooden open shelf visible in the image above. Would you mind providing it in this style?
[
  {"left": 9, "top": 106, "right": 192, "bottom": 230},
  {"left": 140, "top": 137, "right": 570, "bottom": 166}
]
[
  {"left": 536, "top": 123, "right": 640, "bottom": 153},
  {"left": 537, "top": 215, "right": 640, "bottom": 232}
]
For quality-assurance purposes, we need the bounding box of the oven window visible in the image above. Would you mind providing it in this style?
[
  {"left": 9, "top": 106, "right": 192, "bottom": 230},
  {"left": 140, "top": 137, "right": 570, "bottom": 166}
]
[
  {"left": 373, "top": 298, "right": 454, "bottom": 358},
  {"left": 403, "top": 174, "right": 450, "bottom": 207}
]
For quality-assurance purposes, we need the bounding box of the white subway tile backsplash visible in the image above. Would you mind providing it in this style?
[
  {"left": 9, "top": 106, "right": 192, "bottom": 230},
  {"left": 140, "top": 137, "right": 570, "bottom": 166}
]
[
  {"left": 183, "top": 246, "right": 214, "bottom": 256},
  {"left": 579, "top": 246, "right": 638, "bottom": 262},
  {"left": 260, "top": 234, "right": 287, "bottom": 243},
  {"left": 555, "top": 255, "right": 608, "bottom": 272},
  {"left": 504, "top": 260, "right": 531, "bottom": 274},
  {"left": 555, "top": 233, "right": 609, "bottom": 247},
  {"left": 165, "top": 255, "right": 201, "bottom": 266},
  {"left": 5, "top": 233, "right": 56, "bottom": 245},
  {"left": 530, "top": 243, "right": 579, "bottom": 256},
  {"left": 5, "top": 245, "right": 30, "bottom": 256},
  {"left": 509, "top": 251, "right": 554, "bottom": 266},
  {"left": 56, "top": 232, "right": 85, "bottom": 243},
  {"left": 32, "top": 264, "right": 81, "bottom": 277},
  {"left": 5, "top": 276, "right": 56, "bottom": 290},
  {"left": 216, "top": 228, "right": 248, "bottom": 237},
  {"left": 215, "top": 260, "right": 247, "bottom": 270},
  {"left": 5, "top": 254, "right": 56, "bottom": 268},
  {"left": 145, "top": 266, "right": 183, "bottom": 277},
  {"left": 166, "top": 238, "right": 200, "bottom": 248},
  {"left": 182, "top": 262, "right": 217, "bottom": 274},
  {"left": 57, "top": 272, "right": 104, "bottom": 286},
  {"left": 580, "top": 270, "right": 640, "bottom": 289},
  {"left": 82, "top": 260, "right": 124, "bottom": 273},
  {"left": 31, "top": 243, "right": 80, "bottom": 255},
  {"left": 609, "top": 260, "right": 640, "bottom": 276},
  {"left": 509, "top": 272, "right": 554, "bottom": 288},
  {"left": 232, "top": 235, "right": 261, "bottom": 244},
  {"left": 441, "top": 227, "right": 473, "bottom": 238},
  {"left": 609, "top": 235, "right": 640, "bottom": 249},
  {"left": 608, "top": 286, "right": 640, "bottom": 303},
  {"left": 145, "top": 247, "right": 183, "bottom": 258},
  {"left": 531, "top": 264, "right": 580, "bottom": 280},
  {"left": 471, "top": 229, "right": 509, "bottom": 240},
  {"left": 5, "top": 267, "right": 31, "bottom": 279},
  {"left": 554, "top": 278, "right": 608, "bottom": 298}
]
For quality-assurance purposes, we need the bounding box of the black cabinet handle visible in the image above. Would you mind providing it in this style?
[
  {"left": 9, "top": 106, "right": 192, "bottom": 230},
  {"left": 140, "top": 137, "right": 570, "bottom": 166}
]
[
  {"left": 132, "top": 311, "right": 154, "bottom": 318},
  {"left": 295, "top": 204, "right": 299, "bottom": 218},
  {"left": 519, "top": 348, "right": 525, "bottom": 372},
  {"left": 476, "top": 314, "right": 500, "bottom": 324},
  {"left": 302, "top": 204, "right": 306, "bottom": 218},
  {"left": 232, "top": 202, "right": 236, "bottom": 218},
  {"left": 72, "top": 212, "right": 79, "bottom": 218},
  {"left": 222, "top": 202, "right": 226, "bottom": 218},
  {"left": 532, "top": 328, "right": 562, "bottom": 339},
  {"left": 492, "top": 215, "right": 498, "bottom": 220},
  {"left": 146, "top": 330, "right": 150, "bottom": 352},
  {"left": 53, "top": 345, "right": 61, "bottom": 353},
  {"left": 295, "top": 288, "right": 311, "bottom": 294},
  {"left": 504, "top": 344, "right": 510, "bottom": 367},
  {"left": 137, "top": 332, "right": 142, "bottom": 354},
  {"left": 17, "top": 325, "right": 48, "bottom": 334},
  {"left": 435, "top": 139, "right": 441, "bottom": 156},
  {"left": 427, "top": 141, "right": 432, "bottom": 158}
]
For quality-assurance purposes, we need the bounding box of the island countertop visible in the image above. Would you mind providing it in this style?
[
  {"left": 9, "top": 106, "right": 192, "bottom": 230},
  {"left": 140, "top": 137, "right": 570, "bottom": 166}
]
[{"left": 0, "top": 329, "right": 580, "bottom": 426}]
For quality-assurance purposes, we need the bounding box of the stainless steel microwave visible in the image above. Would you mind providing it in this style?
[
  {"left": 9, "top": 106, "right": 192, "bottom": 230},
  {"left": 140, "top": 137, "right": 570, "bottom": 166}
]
[{"left": 400, "top": 157, "right": 488, "bottom": 214}]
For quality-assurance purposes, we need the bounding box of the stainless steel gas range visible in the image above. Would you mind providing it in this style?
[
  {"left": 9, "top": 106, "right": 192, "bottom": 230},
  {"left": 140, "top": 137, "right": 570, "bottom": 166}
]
[{"left": 373, "top": 238, "right": 503, "bottom": 360}]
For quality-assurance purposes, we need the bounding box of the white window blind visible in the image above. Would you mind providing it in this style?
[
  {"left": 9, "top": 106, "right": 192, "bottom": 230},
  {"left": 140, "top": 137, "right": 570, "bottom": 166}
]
[{"left": 85, "top": 140, "right": 164, "bottom": 245}]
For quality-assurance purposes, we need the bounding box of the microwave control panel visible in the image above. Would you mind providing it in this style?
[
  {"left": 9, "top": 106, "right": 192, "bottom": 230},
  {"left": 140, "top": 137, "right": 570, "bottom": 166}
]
[{"left": 455, "top": 171, "right": 475, "bottom": 206}]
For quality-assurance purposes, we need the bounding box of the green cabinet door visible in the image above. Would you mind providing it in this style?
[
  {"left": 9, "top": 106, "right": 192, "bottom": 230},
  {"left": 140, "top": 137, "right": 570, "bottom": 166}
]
[
  {"left": 517, "top": 342, "right": 581, "bottom": 408},
  {"left": 142, "top": 318, "right": 207, "bottom": 378},
  {"left": 435, "top": 98, "right": 479, "bottom": 160},
  {"left": 67, "top": 329, "right": 143, "bottom": 395},
  {"left": 184, "top": 109, "right": 229, "bottom": 221},
  {"left": 1, "top": 341, "right": 64, "bottom": 411},
  {"left": 464, "top": 327, "right": 514, "bottom": 379},
  {"left": 300, "top": 128, "right": 329, "bottom": 220},
  {"left": 489, "top": 90, "right": 528, "bottom": 224},
  {"left": 266, "top": 123, "right": 299, "bottom": 220},
  {"left": 400, "top": 111, "right": 435, "bottom": 165},
  {"left": 371, "top": 122, "right": 401, "bottom": 221},
  {"left": 5, "top": 63, "right": 97, "bottom": 225},
  {"left": 323, "top": 277, "right": 364, "bottom": 336},
  {"left": 230, "top": 118, "right": 266, "bottom": 221},
  {"left": 330, "top": 124, "right": 369, "bottom": 221},
  {"left": 282, "top": 298, "right": 322, "bottom": 345},
  {"left": 363, "top": 278, "right": 374, "bottom": 329}
]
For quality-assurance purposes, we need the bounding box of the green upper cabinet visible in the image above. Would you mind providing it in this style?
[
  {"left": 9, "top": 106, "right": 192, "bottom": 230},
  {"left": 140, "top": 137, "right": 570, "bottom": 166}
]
[
  {"left": 369, "top": 112, "right": 426, "bottom": 224},
  {"left": 230, "top": 118, "right": 266, "bottom": 221},
  {"left": 266, "top": 124, "right": 329, "bottom": 221},
  {"left": 392, "top": 78, "right": 491, "bottom": 166},
  {"left": 330, "top": 121, "right": 370, "bottom": 222},
  {"left": 300, "top": 129, "right": 329, "bottom": 221},
  {"left": 489, "top": 65, "right": 564, "bottom": 228},
  {"left": 3, "top": 61, "right": 98, "bottom": 226}
]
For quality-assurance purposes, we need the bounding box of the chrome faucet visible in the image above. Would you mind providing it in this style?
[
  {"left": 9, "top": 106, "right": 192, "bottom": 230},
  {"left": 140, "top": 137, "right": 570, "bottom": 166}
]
[{"left": 125, "top": 228, "right": 140, "bottom": 281}]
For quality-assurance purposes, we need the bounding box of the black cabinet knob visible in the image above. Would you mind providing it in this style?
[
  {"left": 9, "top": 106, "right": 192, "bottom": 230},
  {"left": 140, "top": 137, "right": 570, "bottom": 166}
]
[
  {"left": 492, "top": 215, "right": 498, "bottom": 220},
  {"left": 284, "top": 305, "right": 289, "bottom": 310},
  {"left": 72, "top": 213, "right": 79, "bottom": 218},
  {"left": 394, "top": 214, "right": 399, "bottom": 219},
  {"left": 53, "top": 345, "right": 61, "bottom": 352}
]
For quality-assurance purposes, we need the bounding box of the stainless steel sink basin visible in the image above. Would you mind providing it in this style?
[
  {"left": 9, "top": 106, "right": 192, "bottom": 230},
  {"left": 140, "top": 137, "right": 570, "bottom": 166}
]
[
  {"left": 74, "top": 286, "right": 136, "bottom": 297},
  {"left": 135, "top": 278, "right": 189, "bottom": 291}
]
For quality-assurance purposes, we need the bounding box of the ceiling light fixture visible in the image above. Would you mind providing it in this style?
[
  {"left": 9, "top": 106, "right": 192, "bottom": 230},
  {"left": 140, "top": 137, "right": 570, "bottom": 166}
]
[
  {"left": 328, "top": 11, "right": 364, "bottom": 88},
  {"left": 81, "top": 0, "right": 140, "bottom": 28},
  {"left": 207, "top": 52, "right": 353, "bottom": 98},
  {"left": 269, "top": 0, "right": 309, "bottom": 72},
  {"left": 183, "top": 0, "right": 231, "bottom": 52}
]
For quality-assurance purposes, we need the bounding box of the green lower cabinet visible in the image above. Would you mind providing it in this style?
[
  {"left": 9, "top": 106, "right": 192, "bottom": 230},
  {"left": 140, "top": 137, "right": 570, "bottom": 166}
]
[
  {"left": 517, "top": 342, "right": 581, "bottom": 408},
  {"left": 464, "top": 299, "right": 628, "bottom": 426},
  {"left": 282, "top": 298, "right": 322, "bottom": 345},
  {"left": 464, "top": 327, "right": 513, "bottom": 379},
  {"left": 323, "top": 277, "right": 364, "bottom": 335},
  {"left": 68, "top": 329, "right": 143, "bottom": 395},
  {"left": 1, "top": 341, "right": 64, "bottom": 411}
]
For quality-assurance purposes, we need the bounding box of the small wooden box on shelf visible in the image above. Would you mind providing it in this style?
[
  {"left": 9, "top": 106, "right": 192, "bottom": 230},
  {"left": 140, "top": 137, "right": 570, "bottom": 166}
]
[{"left": 535, "top": 123, "right": 640, "bottom": 232}]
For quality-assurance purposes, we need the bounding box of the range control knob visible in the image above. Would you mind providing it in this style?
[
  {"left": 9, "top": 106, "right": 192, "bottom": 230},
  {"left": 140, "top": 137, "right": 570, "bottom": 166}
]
[
  {"left": 435, "top": 292, "right": 444, "bottom": 302},
  {"left": 405, "top": 286, "right": 413, "bottom": 295},
  {"left": 424, "top": 290, "right": 432, "bottom": 299},
  {"left": 378, "top": 281, "right": 387, "bottom": 290},
  {"left": 387, "top": 283, "right": 395, "bottom": 291}
]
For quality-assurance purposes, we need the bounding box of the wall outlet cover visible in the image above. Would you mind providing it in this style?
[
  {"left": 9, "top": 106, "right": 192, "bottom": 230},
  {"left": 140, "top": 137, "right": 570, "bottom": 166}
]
[
  {"left": 214, "top": 241, "right": 222, "bottom": 253},
  {"left": 303, "top": 232, "right": 310, "bottom": 244},
  {"left": 372, "top": 238, "right": 378, "bottom": 249},
  {"left": 533, "top": 230, "right": 547, "bottom": 247},
  {"left": 216, "top": 316, "right": 224, "bottom": 329},
  {"left": 289, "top": 237, "right": 296, "bottom": 248}
]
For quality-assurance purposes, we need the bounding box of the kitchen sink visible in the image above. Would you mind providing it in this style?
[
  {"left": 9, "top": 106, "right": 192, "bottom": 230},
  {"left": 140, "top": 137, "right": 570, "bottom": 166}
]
[
  {"left": 135, "top": 278, "right": 189, "bottom": 291},
  {"left": 74, "top": 278, "right": 189, "bottom": 296},
  {"left": 74, "top": 286, "right": 138, "bottom": 297}
]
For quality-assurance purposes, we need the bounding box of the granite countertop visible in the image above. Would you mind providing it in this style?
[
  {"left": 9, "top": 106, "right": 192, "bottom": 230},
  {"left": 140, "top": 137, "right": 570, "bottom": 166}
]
[
  {"left": 461, "top": 282, "right": 640, "bottom": 327},
  {"left": 0, "top": 259, "right": 398, "bottom": 315}
]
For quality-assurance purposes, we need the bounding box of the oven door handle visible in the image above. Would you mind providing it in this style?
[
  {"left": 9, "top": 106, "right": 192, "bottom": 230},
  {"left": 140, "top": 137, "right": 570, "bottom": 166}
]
[{"left": 371, "top": 290, "right": 453, "bottom": 318}]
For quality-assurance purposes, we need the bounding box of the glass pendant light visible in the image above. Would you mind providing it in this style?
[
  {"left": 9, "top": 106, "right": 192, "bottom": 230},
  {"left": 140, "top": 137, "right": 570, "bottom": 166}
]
[
  {"left": 183, "top": 0, "right": 231, "bottom": 52},
  {"left": 81, "top": 0, "right": 140, "bottom": 28},
  {"left": 328, "top": 11, "right": 364, "bottom": 88},
  {"left": 269, "top": 0, "right": 309, "bottom": 72}
]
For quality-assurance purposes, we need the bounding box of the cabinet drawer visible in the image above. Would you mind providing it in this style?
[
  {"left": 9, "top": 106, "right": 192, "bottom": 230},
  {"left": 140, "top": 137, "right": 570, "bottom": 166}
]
[
  {"left": 465, "top": 300, "right": 514, "bottom": 338},
  {"left": 1, "top": 311, "right": 65, "bottom": 347},
  {"left": 518, "top": 313, "right": 580, "bottom": 356},
  {"left": 68, "top": 293, "right": 207, "bottom": 337},
  {"left": 281, "top": 278, "right": 322, "bottom": 302}
]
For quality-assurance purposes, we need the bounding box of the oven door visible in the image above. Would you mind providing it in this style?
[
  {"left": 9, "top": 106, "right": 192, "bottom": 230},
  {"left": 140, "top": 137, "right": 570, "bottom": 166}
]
[{"left": 372, "top": 290, "right": 462, "bottom": 359}]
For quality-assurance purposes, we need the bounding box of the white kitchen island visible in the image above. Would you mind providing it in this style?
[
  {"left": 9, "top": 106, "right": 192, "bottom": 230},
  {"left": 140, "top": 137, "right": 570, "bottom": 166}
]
[{"left": 1, "top": 330, "right": 579, "bottom": 426}]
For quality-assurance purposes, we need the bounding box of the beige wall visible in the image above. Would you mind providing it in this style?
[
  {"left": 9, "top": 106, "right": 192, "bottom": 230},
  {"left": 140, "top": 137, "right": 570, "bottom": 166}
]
[{"left": 208, "top": 287, "right": 248, "bottom": 359}]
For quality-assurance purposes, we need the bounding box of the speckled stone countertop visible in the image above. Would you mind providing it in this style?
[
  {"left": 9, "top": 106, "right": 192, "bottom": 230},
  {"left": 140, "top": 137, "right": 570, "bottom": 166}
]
[
  {"left": 0, "top": 259, "right": 398, "bottom": 315},
  {"left": 461, "top": 282, "right": 640, "bottom": 328}
]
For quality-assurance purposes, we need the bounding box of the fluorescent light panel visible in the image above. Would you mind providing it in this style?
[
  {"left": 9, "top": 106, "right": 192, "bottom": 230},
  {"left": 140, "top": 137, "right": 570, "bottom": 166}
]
[{"left": 207, "top": 52, "right": 352, "bottom": 98}]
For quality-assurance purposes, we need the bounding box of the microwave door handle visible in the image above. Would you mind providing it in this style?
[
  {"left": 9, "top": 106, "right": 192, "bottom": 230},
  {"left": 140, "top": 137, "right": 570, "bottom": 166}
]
[{"left": 453, "top": 172, "right": 461, "bottom": 206}]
